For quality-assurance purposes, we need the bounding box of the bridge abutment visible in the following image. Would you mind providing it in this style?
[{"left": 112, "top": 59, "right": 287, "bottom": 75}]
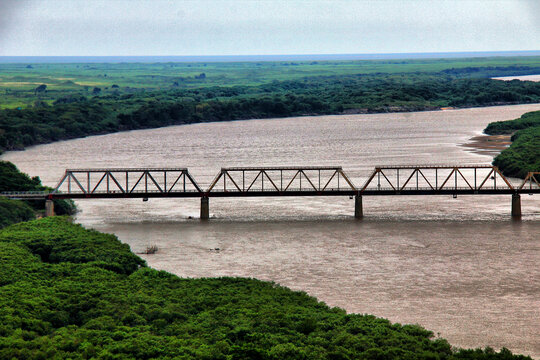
[
  {"left": 511, "top": 193, "right": 521, "bottom": 218},
  {"left": 200, "top": 197, "right": 209, "bottom": 220},
  {"left": 45, "top": 200, "right": 55, "bottom": 217},
  {"left": 355, "top": 195, "right": 363, "bottom": 219}
]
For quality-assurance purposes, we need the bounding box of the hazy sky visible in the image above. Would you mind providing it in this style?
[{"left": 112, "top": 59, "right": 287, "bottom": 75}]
[{"left": 1, "top": 0, "right": 539, "bottom": 56}]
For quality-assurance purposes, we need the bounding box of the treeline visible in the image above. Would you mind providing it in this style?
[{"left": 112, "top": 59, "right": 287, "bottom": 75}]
[
  {"left": 0, "top": 216, "right": 532, "bottom": 359},
  {"left": 3, "top": 72, "right": 540, "bottom": 152},
  {"left": 484, "top": 111, "right": 540, "bottom": 178},
  {"left": 0, "top": 161, "right": 75, "bottom": 226},
  {"left": 440, "top": 65, "right": 540, "bottom": 78}
]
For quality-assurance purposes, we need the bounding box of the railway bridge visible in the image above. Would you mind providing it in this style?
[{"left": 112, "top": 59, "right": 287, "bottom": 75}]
[{"left": 2, "top": 165, "right": 539, "bottom": 219}]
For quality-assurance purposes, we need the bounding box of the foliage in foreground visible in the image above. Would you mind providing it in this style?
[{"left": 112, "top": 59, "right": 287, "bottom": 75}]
[
  {"left": 0, "top": 161, "right": 76, "bottom": 227},
  {"left": 0, "top": 217, "right": 532, "bottom": 359},
  {"left": 0, "top": 197, "right": 35, "bottom": 228},
  {"left": 484, "top": 111, "right": 540, "bottom": 178}
]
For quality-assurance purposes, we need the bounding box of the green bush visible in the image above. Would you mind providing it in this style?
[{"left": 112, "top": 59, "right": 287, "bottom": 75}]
[
  {"left": 485, "top": 110, "right": 540, "bottom": 135},
  {"left": 0, "top": 161, "right": 76, "bottom": 224},
  {"left": 492, "top": 126, "right": 540, "bottom": 178},
  {"left": 484, "top": 111, "right": 540, "bottom": 178},
  {"left": 0, "top": 198, "right": 35, "bottom": 229}
]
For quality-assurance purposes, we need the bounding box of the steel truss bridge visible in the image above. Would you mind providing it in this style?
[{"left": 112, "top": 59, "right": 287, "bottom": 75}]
[{"left": 2, "top": 166, "right": 539, "bottom": 219}]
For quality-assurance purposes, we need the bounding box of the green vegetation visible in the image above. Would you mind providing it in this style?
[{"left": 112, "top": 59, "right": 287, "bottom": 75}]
[
  {"left": 0, "top": 216, "right": 532, "bottom": 359},
  {"left": 484, "top": 110, "right": 540, "bottom": 135},
  {"left": 2, "top": 71, "right": 540, "bottom": 152},
  {"left": 0, "top": 56, "right": 540, "bottom": 152},
  {"left": 484, "top": 111, "right": 540, "bottom": 178},
  {"left": 0, "top": 161, "right": 43, "bottom": 192},
  {"left": 1, "top": 56, "right": 540, "bottom": 107},
  {"left": 0, "top": 198, "right": 35, "bottom": 228},
  {"left": 0, "top": 161, "right": 75, "bottom": 227}
]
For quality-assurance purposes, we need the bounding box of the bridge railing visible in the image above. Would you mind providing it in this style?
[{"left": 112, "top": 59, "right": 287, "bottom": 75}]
[
  {"left": 360, "top": 166, "right": 514, "bottom": 193},
  {"left": 53, "top": 168, "right": 203, "bottom": 195},
  {"left": 0, "top": 191, "right": 51, "bottom": 200},
  {"left": 206, "top": 166, "right": 357, "bottom": 193}
]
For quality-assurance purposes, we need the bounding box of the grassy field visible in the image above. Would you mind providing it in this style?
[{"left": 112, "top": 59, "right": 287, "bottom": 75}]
[{"left": 1, "top": 56, "right": 540, "bottom": 109}]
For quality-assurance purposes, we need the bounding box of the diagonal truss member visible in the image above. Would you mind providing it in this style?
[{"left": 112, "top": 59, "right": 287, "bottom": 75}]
[
  {"left": 519, "top": 172, "right": 540, "bottom": 191},
  {"left": 206, "top": 166, "right": 357, "bottom": 193},
  {"left": 360, "top": 165, "right": 514, "bottom": 192},
  {"left": 53, "top": 168, "right": 202, "bottom": 194}
]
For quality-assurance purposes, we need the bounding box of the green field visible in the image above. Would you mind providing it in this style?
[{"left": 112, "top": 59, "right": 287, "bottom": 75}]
[
  {"left": 1, "top": 55, "right": 540, "bottom": 153},
  {"left": 1, "top": 56, "right": 540, "bottom": 109}
]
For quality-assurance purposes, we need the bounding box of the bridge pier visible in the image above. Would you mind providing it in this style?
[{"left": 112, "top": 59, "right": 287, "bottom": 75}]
[
  {"left": 354, "top": 195, "right": 363, "bottom": 219},
  {"left": 45, "top": 200, "right": 55, "bottom": 217},
  {"left": 511, "top": 193, "right": 521, "bottom": 218},
  {"left": 200, "top": 197, "right": 209, "bottom": 220}
]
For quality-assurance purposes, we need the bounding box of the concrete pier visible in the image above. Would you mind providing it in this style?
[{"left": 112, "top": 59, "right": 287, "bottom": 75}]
[
  {"left": 200, "top": 197, "right": 209, "bottom": 220},
  {"left": 354, "top": 195, "right": 363, "bottom": 219},
  {"left": 45, "top": 200, "right": 55, "bottom": 217},
  {"left": 511, "top": 193, "right": 521, "bottom": 218}
]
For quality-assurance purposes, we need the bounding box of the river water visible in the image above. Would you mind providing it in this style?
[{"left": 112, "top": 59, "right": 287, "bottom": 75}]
[{"left": 2, "top": 104, "right": 540, "bottom": 358}]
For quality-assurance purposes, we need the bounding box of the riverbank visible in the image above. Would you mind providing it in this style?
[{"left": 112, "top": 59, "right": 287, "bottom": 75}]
[
  {"left": 483, "top": 110, "right": 540, "bottom": 178},
  {"left": 462, "top": 134, "right": 512, "bottom": 156},
  {"left": 0, "top": 216, "right": 533, "bottom": 359}
]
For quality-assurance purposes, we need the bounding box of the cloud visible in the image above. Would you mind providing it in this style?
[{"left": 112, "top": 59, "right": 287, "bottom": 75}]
[
  {"left": 0, "top": 0, "right": 538, "bottom": 55},
  {"left": 0, "top": 0, "right": 30, "bottom": 37}
]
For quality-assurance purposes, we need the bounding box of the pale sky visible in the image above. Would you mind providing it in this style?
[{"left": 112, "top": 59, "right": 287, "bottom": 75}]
[{"left": 0, "top": 0, "right": 539, "bottom": 56}]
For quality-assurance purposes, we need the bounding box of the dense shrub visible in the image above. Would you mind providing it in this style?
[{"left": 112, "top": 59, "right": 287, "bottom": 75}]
[
  {"left": 485, "top": 110, "right": 540, "bottom": 135},
  {"left": 0, "top": 161, "right": 76, "bottom": 225},
  {"left": 492, "top": 126, "right": 540, "bottom": 178},
  {"left": 0, "top": 198, "right": 35, "bottom": 228},
  {"left": 484, "top": 111, "right": 540, "bottom": 178}
]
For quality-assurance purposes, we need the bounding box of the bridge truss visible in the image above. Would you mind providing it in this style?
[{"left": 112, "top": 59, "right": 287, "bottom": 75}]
[
  {"left": 1, "top": 165, "right": 538, "bottom": 219},
  {"left": 52, "top": 168, "right": 202, "bottom": 198},
  {"left": 359, "top": 165, "right": 517, "bottom": 195},
  {"left": 519, "top": 172, "right": 540, "bottom": 191},
  {"left": 207, "top": 167, "right": 357, "bottom": 196}
]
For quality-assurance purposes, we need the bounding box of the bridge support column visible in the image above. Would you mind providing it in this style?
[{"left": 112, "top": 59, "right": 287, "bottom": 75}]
[
  {"left": 200, "top": 197, "right": 209, "bottom": 220},
  {"left": 45, "top": 200, "right": 55, "bottom": 217},
  {"left": 354, "top": 195, "right": 363, "bottom": 219},
  {"left": 511, "top": 193, "right": 521, "bottom": 218}
]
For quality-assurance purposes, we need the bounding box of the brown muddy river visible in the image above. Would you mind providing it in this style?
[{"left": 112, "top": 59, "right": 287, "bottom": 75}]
[{"left": 2, "top": 104, "right": 540, "bottom": 358}]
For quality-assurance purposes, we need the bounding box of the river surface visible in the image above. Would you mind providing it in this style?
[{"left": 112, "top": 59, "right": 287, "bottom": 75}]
[
  {"left": 492, "top": 74, "right": 540, "bottom": 82},
  {"left": 2, "top": 104, "right": 540, "bottom": 358}
]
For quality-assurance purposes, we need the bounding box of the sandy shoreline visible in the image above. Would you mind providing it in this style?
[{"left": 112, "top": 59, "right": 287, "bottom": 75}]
[{"left": 462, "top": 134, "right": 512, "bottom": 156}]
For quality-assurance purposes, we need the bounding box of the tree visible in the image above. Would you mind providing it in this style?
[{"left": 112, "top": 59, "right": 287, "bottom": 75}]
[{"left": 34, "top": 84, "right": 47, "bottom": 95}]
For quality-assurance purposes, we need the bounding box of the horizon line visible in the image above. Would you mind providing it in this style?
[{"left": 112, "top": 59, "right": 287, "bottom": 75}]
[{"left": 1, "top": 50, "right": 539, "bottom": 63}]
